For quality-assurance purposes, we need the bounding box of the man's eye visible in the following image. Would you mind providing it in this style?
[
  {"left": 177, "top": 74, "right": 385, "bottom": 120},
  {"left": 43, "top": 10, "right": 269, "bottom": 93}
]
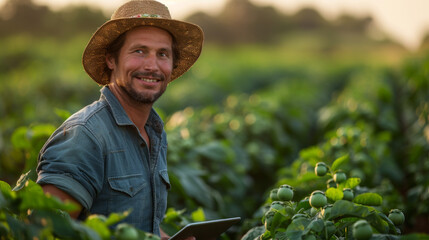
[
  {"left": 135, "top": 50, "right": 144, "bottom": 54},
  {"left": 159, "top": 52, "right": 168, "bottom": 57}
]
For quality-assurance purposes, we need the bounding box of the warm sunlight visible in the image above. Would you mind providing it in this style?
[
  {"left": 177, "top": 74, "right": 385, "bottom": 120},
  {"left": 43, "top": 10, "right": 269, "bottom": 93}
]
[{"left": 2, "top": 0, "right": 424, "bottom": 50}]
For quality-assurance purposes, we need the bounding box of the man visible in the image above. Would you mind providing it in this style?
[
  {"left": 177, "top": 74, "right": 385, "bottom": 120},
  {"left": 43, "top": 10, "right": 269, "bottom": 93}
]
[{"left": 36, "top": 0, "right": 203, "bottom": 238}]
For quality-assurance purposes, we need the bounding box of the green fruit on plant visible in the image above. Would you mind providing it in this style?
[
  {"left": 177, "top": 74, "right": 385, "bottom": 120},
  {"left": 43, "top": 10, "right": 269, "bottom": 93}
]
[
  {"left": 352, "top": 220, "right": 372, "bottom": 240},
  {"left": 115, "top": 223, "right": 139, "bottom": 240},
  {"left": 264, "top": 210, "right": 275, "bottom": 230},
  {"left": 342, "top": 188, "right": 354, "bottom": 201},
  {"left": 270, "top": 201, "right": 285, "bottom": 211},
  {"left": 309, "top": 190, "right": 327, "bottom": 208},
  {"left": 388, "top": 209, "right": 405, "bottom": 226},
  {"left": 326, "top": 179, "right": 337, "bottom": 189},
  {"left": 277, "top": 184, "right": 294, "bottom": 201},
  {"left": 321, "top": 204, "right": 333, "bottom": 219},
  {"left": 334, "top": 170, "right": 347, "bottom": 183},
  {"left": 325, "top": 221, "right": 336, "bottom": 237},
  {"left": 315, "top": 162, "right": 328, "bottom": 176},
  {"left": 270, "top": 189, "right": 279, "bottom": 201}
]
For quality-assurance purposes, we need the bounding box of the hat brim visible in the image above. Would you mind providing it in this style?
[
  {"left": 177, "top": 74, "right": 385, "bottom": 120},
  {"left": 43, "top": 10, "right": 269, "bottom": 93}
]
[{"left": 82, "top": 17, "right": 204, "bottom": 85}]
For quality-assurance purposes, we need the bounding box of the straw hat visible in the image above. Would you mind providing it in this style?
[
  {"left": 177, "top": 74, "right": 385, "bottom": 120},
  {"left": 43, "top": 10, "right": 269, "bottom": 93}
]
[{"left": 82, "top": 0, "right": 204, "bottom": 85}]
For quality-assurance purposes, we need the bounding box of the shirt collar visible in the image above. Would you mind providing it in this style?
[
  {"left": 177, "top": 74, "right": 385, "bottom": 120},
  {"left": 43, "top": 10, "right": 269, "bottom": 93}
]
[{"left": 100, "top": 86, "right": 164, "bottom": 133}]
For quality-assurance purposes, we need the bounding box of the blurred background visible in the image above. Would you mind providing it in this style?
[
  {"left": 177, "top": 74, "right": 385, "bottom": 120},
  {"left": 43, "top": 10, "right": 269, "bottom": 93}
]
[{"left": 1, "top": 0, "right": 428, "bottom": 236}]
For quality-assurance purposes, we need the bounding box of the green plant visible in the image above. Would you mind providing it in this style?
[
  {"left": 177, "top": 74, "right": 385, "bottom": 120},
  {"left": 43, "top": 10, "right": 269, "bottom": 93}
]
[
  {"left": 309, "top": 190, "right": 327, "bottom": 209},
  {"left": 333, "top": 170, "right": 347, "bottom": 184},
  {"left": 241, "top": 159, "right": 424, "bottom": 240},
  {"left": 115, "top": 223, "right": 139, "bottom": 240},
  {"left": 343, "top": 188, "right": 354, "bottom": 201},
  {"left": 314, "top": 162, "right": 328, "bottom": 177},
  {"left": 352, "top": 220, "right": 373, "bottom": 240},
  {"left": 277, "top": 185, "right": 294, "bottom": 201},
  {"left": 388, "top": 209, "right": 405, "bottom": 226},
  {"left": 0, "top": 171, "right": 158, "bottom": 240}
]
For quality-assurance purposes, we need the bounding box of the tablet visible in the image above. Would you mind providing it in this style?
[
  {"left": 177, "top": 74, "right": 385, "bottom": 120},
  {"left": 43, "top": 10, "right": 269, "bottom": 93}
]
[{"left": 169, "top": 217, "right": 241, "bottom": 240}]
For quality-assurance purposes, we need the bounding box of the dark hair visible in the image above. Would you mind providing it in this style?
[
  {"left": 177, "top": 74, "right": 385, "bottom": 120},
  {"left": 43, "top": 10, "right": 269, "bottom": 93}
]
[{"left": 105, "top": 28, "right": 180, "bottom": 79}]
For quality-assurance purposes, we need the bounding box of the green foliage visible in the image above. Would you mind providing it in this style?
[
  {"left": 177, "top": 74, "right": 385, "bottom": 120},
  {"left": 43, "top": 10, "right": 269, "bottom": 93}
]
[
  {"left": 0, "top": 0, "right": 107, "bottom": 39},
  {"left": 0, "top": 1, "right": 428, "bottom": 237},
  {"left": 240, "top": 162, "right": 418, "bottom": 240},
  {"left": 0, "top": 171, "right": 158, "bottom": 240},
  {"left": 2, "top": 49, "right": 428, "bottom": 237}
]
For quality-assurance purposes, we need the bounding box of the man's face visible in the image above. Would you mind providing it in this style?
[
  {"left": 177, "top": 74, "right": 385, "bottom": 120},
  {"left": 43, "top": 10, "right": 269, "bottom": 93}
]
[{"left": 107, "top": 26, "right": 173, "bottom": 104}]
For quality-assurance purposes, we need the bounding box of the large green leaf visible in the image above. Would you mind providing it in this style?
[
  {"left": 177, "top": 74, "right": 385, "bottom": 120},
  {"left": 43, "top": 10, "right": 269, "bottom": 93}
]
[
  {"left": 0, "top": 181, "right": 14, "bottom": 200},
  {"left": 190, "top": 141, "right": 230, "bottom": 162},
  {"left": 284, "top": 217, "right": 311, "bottom": 240},
  {"left": 29, "top": 124, "right": 56, "bottom": 139},
  {"left": 241, "top": 226, "right": 265, "bottom": 240},
  {"left": 71, "top": 220, "right": 103, "bottom": 240},
  {"left": 84, "top": 215, "right": 111, "bottom": 239},
  {"left": 54, "top": 108, "right": 72, "bottom": 121},
  {"left": 6, "top": 214, "right": 26, "bottom": 240},
  {"left": 326, "top": 188, "right": 343, "bottom": 201},
  {"left": 353, "top": 193, "right": 383, "bottom": 206},
  {"left": 0, "top": 181, "right": 12, "bottom": 194},
  {"left": 14, "top": 178, "right": 77, "bottom": 212},
  {"left": 29, "top": 209, "right": 81, "bottom": 239},
  {"left": 271, "top": 209, "right": 291, "bottom": 233},
  {"left": 10, "top": 125, "right": 55, "bottom": 151},
  {"left": 303, "top": 218, "right": 324, "bottom": 235},
  {"left": 344, "top": 177, "right": 361, "bottom": 189},
  {"left": 171, "top": 166, "right": 214, "bottom": 208},
  {"left": 329, "top": 200, "right": 391, "bottom": 233},
  {"left": 296, "top": 198, "right": 311, "bottom": 212},
  {"left": 330, "top": 200, "right": 372, "bottom": 219},
  {"left": 11, "top": 127, "right": 31, "bottom": 150},
  {"left": 330, "top": 155, "right": 349, "bottom": 172}
]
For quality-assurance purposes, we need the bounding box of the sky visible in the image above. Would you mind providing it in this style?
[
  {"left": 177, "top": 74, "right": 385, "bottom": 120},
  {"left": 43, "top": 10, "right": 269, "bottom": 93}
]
[{"left": 2, "top": 0, "right": 429, "bottom": 51}]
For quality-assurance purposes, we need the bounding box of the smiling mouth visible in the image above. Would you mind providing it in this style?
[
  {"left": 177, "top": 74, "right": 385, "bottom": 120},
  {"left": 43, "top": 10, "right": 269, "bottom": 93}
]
[
  {"left": 137, "top": 77, "right": 159, "bottom": 83},
  {"left": 132, "top": 71, "right": 164, "bottom": 83}
]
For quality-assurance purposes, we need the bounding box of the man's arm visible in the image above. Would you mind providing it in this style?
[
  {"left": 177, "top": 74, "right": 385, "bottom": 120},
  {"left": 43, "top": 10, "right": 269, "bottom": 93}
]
[
  {"left": 160, "top": 228, "right": 170, "bottom": 240},
  {"left": 41, "top": 184, "right": 83, "bottom": 219}
]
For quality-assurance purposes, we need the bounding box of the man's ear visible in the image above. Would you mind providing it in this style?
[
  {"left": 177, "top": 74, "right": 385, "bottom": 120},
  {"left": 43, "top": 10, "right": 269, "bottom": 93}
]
[{"left": 106, "top": 54, "right": 116, "bottom": 70}]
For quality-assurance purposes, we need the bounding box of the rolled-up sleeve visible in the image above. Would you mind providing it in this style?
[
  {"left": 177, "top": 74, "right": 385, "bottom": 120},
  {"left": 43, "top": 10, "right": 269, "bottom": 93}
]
[{"left": 36, "top": 123, "right": 104, "bottom": 210}]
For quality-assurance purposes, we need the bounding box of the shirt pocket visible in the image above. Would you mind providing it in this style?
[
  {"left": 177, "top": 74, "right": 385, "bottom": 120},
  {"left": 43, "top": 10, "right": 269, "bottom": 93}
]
[{"left": 108, "top": 174, "right": 146, "bottom": 197}]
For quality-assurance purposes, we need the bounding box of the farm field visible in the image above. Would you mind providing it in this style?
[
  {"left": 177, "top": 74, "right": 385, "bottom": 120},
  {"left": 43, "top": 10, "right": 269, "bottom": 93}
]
[{"left": 1, "top": 0, "right": 429, "bottom": 239}]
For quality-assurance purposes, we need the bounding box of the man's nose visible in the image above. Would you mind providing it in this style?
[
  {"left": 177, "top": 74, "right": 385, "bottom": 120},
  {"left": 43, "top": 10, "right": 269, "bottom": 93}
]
[{"left": 143, "top": 53, "right": 158, "bottom": 71}]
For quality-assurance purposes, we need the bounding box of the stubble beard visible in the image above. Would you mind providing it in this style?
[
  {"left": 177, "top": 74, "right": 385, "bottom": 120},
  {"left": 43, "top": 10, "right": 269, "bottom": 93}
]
[
  {"left": 121, "top": 82, "right": 166, "bottom": 104},
  {"left": 118, "top": 70, "right": 168, "bottom": 104}
]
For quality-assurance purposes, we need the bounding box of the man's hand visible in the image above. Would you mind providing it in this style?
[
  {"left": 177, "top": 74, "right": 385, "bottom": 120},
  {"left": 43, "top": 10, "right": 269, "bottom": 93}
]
[
  {"left": 182, "top": 237, "right": 196, "bottom": 240},
  {"left": 160, "top": 228, "right": 196, "bottom": 240}
]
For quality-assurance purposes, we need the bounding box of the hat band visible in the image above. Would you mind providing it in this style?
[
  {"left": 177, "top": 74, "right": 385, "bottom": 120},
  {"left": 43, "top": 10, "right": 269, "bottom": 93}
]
[{"left": 131, "top": 13, "right": 162, "bottom": 18}]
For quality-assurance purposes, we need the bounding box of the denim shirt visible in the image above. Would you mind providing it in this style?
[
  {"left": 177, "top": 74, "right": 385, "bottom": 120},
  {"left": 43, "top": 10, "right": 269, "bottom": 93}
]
[{"left": 36, "top": 86, "right": 170, "bottom": 235}]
